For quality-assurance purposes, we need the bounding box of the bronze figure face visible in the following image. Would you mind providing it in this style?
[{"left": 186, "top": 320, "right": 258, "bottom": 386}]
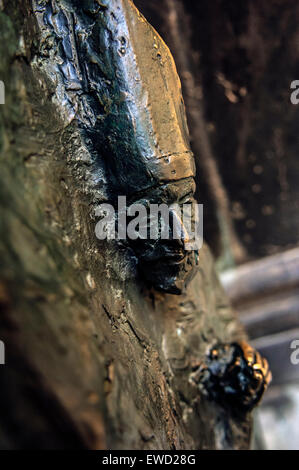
[{"left": 126, "top": 178, "right": 199, "bottom": 294}]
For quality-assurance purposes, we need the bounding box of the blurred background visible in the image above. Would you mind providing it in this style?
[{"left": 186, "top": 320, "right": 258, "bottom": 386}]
[{"left": 135, "top": 0, "right": 299, "bottom": 449}]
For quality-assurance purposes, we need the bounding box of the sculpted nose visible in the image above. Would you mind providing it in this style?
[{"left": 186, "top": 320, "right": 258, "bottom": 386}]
[{"left": 169, "top": 207, "right": 191, "bottom": 247}]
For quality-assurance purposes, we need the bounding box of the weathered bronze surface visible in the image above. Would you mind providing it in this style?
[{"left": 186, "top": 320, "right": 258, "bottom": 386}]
[{"left": 0, "top": 0, "right": 271, "bottom": 449}]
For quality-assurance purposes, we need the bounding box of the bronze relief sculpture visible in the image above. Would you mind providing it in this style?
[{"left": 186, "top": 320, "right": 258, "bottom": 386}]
[{"left": 32, "top": 0, "right": 271, "bottom": 443}]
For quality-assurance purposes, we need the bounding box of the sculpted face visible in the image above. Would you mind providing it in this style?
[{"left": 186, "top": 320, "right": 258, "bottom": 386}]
[{"left": 127, "top": 179, "right": 199, "bottom": 294}]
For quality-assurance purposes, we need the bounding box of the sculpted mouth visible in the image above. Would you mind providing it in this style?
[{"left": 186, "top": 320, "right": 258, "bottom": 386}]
[
  {"left": 140, "top": 247, "right": 187, "bottom": 264},
  {"left": 157, "top": 252, "right": 186, "bottom": 263},
  {"left": 139, "top": 250, "right": 198, "bottom": 295}
]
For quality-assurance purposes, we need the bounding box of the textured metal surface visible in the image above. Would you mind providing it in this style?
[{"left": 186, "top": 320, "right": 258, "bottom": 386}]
[{"left": 0, "top": 0, "right": 265, "bottom": 448}]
